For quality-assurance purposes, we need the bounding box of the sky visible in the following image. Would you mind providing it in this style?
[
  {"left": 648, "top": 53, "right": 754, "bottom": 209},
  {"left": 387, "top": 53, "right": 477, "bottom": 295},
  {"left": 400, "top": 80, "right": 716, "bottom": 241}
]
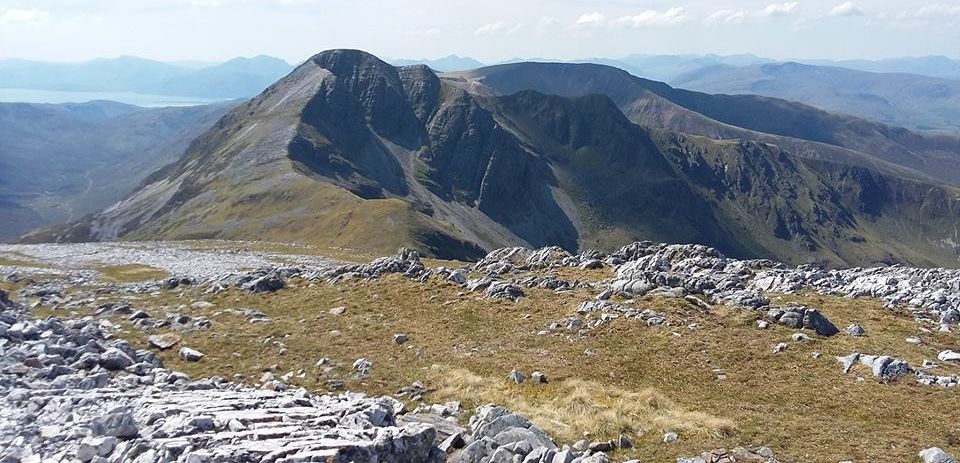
[{"left": 1, "top": 0, "right": 959, "bottom": 63}]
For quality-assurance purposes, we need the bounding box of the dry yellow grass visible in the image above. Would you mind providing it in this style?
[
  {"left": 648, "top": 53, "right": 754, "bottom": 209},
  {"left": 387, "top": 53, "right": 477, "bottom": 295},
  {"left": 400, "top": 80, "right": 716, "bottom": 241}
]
[
  {"left": 98, "top": 264, "right": 169, "bottom": 283},
  {"left": 0, "top": 256, "right": 49, "bottom": 268},
  {"left": 430, "top": 366, "right": 735, "bottom": 442}
]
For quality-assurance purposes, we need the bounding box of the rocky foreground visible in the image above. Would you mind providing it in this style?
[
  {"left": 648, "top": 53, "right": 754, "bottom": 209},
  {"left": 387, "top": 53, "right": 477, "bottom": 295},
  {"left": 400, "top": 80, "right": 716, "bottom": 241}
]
[{"left": 1, "top": 240, "right": 959, "bottom": 462}]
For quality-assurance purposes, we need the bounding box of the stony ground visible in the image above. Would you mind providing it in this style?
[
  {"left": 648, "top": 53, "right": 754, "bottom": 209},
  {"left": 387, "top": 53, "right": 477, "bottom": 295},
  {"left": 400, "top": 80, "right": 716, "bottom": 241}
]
[{"left": 1, "top": 240, "right": 959, "bottom": 463}]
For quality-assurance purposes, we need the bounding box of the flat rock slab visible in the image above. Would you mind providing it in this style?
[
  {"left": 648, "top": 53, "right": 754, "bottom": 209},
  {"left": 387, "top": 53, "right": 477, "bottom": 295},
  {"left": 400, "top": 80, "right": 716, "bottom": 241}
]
[{"left": 148, "top": 333, "right": 182, "bottom": 350}]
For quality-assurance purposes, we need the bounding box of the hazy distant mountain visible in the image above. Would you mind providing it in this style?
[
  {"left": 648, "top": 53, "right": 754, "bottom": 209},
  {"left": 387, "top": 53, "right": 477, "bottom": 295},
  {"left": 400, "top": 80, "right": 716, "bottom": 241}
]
[
  {"left": 804, "top": 56, "right": 960, "bottom": 80},
  {"left": 0, "top": 55, "right": 294, "bottom": 99},
  {"left": 35, "top": 50, "right": 960, "bottom": 267},
  {"left": 609, "top": 54, "right": 773, "bottom": 82},
  {"left": 0, "top": 100, "right": 232, "bottom": 240},
  {"left": 390, "top": 55, "right": 485, "bottom": 72},
  {"left": 672, "top": 62, "right": 960, "bottom": 132},
  {"left": 360, "top": 53, "right": 960, "bottom": 85},
  {"left": 492, "top": 54, "right": 773, "bottom": 82}
]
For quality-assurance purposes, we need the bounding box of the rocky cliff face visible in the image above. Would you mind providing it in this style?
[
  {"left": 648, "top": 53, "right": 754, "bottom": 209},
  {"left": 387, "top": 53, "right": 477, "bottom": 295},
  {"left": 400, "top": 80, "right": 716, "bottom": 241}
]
[{"left": 31, "top": 50, "right": 960, "bottom": 267}]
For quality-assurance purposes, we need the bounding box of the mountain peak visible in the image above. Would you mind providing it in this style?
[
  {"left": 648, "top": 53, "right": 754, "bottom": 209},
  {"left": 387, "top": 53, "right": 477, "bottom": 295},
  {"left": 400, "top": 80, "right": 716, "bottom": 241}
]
[{"left": 309, "top": 49, "right": 391, "bottom": 72}]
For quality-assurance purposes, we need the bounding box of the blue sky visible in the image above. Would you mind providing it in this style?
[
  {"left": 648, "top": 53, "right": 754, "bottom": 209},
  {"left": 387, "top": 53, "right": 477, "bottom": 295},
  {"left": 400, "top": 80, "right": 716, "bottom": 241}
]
[{"left": 1, "top": 0, "right": 958, "bottom": 63}]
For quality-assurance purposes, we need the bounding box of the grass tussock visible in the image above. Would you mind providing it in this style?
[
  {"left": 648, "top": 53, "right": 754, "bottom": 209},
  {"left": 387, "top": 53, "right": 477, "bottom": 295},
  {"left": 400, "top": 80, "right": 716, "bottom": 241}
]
[
  {"left": 0, "top": 256, "right": 49, "bottom": 268},
  {"left": 98, "top": 264, "right": 168, "bottom": 283},
  {"left": 431, "top": 366, "right": 735, "bottom": 442}
]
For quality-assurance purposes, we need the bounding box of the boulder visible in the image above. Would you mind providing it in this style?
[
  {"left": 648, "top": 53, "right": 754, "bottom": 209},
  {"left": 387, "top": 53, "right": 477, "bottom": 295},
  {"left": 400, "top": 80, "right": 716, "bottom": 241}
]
[
  {"left": 99, "top": 348, "right": 134, "bottom": 370},
  {"left": 89, "top": 411, "right": 139, "bottom": 438},
  {"left": 179, "top": 347, "right": 205, "bottom": 362},
  {"left": 938, "top": 350, "right": 960, "bottom": 363},
  {"left": 919, "top": 447, "right": 959, "bottom": 463},
  {"left": 148, "top": 333, "right": 181, "bottom": 350}
]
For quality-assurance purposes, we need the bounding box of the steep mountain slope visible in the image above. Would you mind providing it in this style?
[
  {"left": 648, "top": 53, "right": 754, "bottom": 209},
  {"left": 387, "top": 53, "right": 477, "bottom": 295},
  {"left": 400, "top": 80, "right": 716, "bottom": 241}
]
[
  {"left": 35, "top": 50, "right": 960, "bottom": 267},
  {"left": 0, "top": 56, "right": 294, "bottom": 99},
  {"left": 0, "top": 101, "right": 231, "bottom": 240},
  {"left": 453, "top": 62, "right": 960, "bottom": 187},
  {"left": 672, "top": 62, "right": 960, "bottom": 132}
]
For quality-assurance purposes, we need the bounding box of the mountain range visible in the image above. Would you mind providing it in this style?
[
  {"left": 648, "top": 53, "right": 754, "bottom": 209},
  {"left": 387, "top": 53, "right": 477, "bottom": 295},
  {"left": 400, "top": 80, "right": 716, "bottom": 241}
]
[
  {"left": 389, "top": 55, "right": 486, "bottom": 72},
  {"left": 28, "top": 49, "right": 960, "bottom": 268},
  {"left": 0, "top": 100, "right": 232, "bottom": 240},
  {"left": 393, "top": 54, "right": 960, "bottom": 82},
  {"left": 0, "top": 56, "right": 294, "bottom": 99},
  {"left": 672, "top": 62, "right": 960, "bottom": 133}
]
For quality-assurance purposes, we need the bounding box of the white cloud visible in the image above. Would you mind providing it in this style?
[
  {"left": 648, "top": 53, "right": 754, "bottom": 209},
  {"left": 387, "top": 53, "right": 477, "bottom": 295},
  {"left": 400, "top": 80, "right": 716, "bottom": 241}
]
[
  {"left": 612, "top": 7, "right": 688, "bottom": 27},
  {"left": 1, "top": 8, "right": 49, "bottom": 25},
  {"left": 575, "top": 12, "right": 606, "bottom": 27},
  {"left": 539, "top": 16, "right": 561, "bottom": 28},
  {"left": 759, "top": 2, "right": 799, "bottom": 17},
  {"left": 706, "top": 9, "right": 748, "bottom": 24},
  {"left": 829, "top": 1, "right": 864, "bottom": 17},
  {"left": 913, "top": 3, "right": 960, "bottom": 18},
  {"left": 706, "top": 2, "right": 799, "bottom": 24},
  {"left": 475, "top": 21, "right": 507, "bottom": 35},
  {"left": 475, "top": 21, "right": 522, "bottom": 36},
  {"left": 892, "top": 3, "right": 960, "bottom": 26}
]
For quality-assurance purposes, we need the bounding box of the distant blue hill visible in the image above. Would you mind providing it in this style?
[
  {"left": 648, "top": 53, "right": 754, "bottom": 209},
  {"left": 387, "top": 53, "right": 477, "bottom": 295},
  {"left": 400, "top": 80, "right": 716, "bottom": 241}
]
[{"left": 0, "top": 55, "right": 294, "bottom": 99}]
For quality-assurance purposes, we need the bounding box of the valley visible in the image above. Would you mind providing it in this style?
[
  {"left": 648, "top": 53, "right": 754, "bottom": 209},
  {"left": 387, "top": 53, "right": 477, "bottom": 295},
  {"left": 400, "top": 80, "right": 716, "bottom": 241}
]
[{"left": 0, "top": 100, "right": 233, "bottom": 241}]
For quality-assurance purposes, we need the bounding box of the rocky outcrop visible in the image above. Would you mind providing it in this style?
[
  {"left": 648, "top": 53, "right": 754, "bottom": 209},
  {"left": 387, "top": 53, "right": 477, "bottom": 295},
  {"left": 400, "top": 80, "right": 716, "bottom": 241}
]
[
  {"left": 751, "top": 265, "right": 960, "bottom": 323},
  {"left": 765, "top": 305, "right": 839, "bottom": 336},
  {"left": 452, "top": 405, "right": 624, "bottom": 463},
  {"left": 0, "top": 292, "right": 443, "bottom": 463}
]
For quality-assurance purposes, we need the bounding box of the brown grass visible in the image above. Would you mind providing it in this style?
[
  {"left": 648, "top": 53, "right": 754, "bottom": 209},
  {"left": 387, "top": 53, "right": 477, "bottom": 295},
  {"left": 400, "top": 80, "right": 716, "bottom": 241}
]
[
  {"left": 34, "top": 266, "right": 960, "bottom": 462},
  {"left": 98, "top": 264, "right": 169, "bottom": 283},
  {"left": 431, "top": 366, "right": 735, "bottom": 442},
  {"left": 0, "top": 256, "right": 49, "bottom": 268}
]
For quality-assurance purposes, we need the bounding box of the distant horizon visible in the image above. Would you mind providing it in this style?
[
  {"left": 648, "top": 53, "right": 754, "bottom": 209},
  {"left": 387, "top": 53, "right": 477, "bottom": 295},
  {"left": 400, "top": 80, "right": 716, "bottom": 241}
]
[
  {"left": 3, "top": 51, "right": 960, "bottom": 67},
  {"left": 2, "top": 1, "right": 959, "bottom": 64}
]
